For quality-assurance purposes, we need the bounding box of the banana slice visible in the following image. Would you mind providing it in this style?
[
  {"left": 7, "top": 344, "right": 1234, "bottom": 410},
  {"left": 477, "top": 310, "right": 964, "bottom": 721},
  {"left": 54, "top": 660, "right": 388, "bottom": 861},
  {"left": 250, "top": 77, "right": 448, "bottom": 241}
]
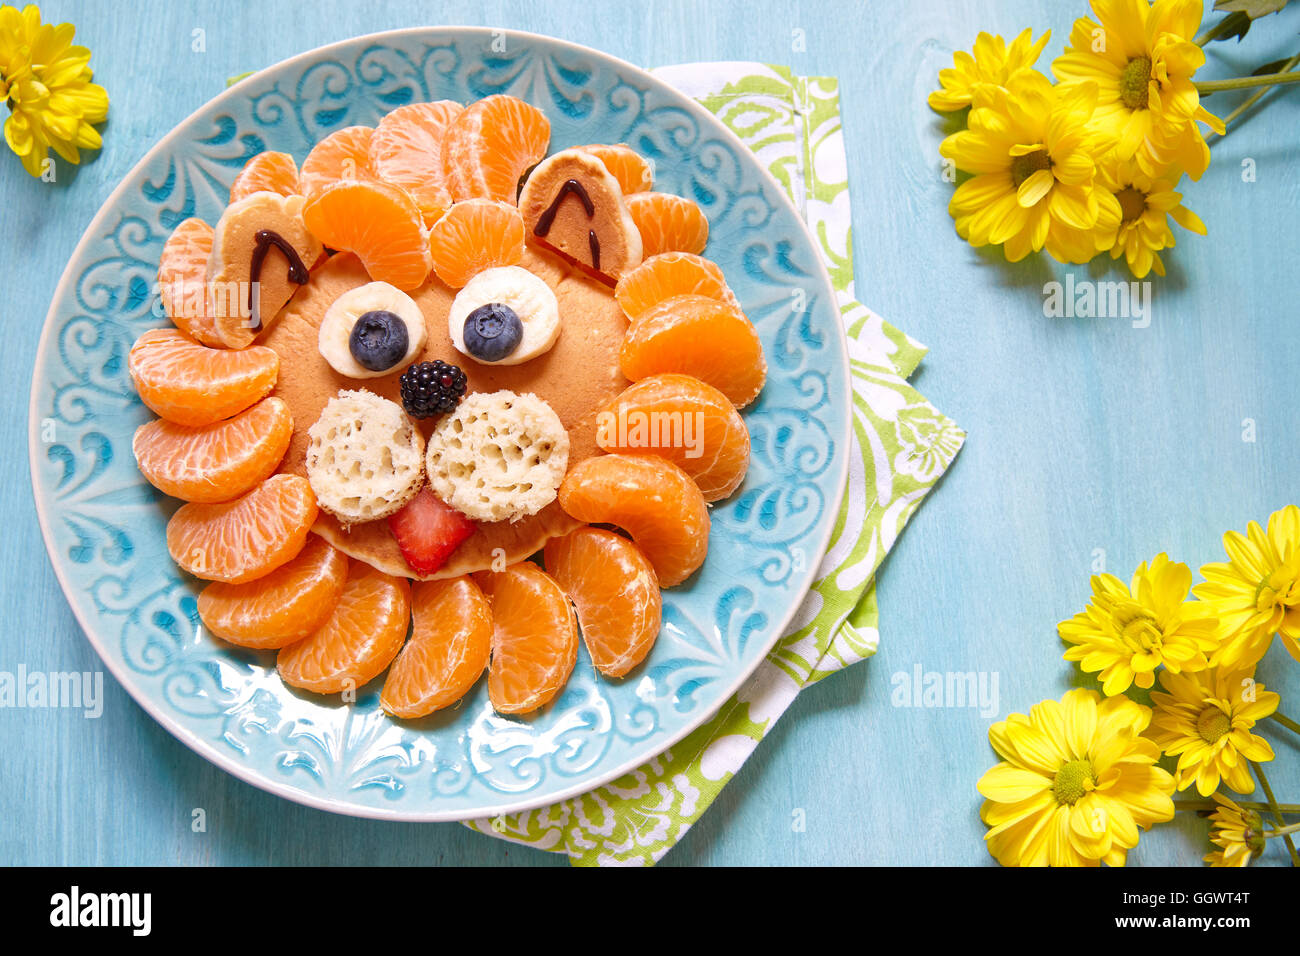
[
  {"left": 447, "top": 266, "right": 560, "bottom": 366},
  {"left": 318, "top": 281, "right": 427, "bottom": 378}
]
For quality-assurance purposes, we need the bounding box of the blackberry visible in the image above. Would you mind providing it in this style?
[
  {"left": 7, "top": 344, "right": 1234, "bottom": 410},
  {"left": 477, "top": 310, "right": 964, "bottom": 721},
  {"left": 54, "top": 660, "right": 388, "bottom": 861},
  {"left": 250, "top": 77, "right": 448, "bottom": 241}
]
[{"left": 400, "top": 360, "right": 467, "bottom": 418}]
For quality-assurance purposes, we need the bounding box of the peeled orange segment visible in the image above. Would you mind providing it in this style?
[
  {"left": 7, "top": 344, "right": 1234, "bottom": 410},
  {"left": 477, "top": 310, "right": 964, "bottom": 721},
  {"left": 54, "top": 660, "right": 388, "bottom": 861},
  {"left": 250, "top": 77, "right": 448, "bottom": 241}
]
[
  {"left": 229, "top": 150, "right": 300, "bottom": 203},
  {"left": 443, "top": 94, "right": 550, "bottom": 204},
  {"left": 596, "top": 374, "right": 751, "bottom": 502},
  {"left": 302, "top": 180, "right": 433, "bottom": 290},
  {"left": 133, "top": 396, "right": 293, "bottom": 503},
  {"left": 158, "top": 219, "right": 224, "bottom": 347},
  {"left": 575, "top": 143, "right": 654, "bottom": 194},
  {"left": 625, "top": 191, "right": 709, "bottom": 257},
  {"left": 277, "top": 563, "right": 411, "bottom": 695},
  {"left": 479, "top": 562, "right": 578, "bottom": 715},
  {"left": 166, "top": 473, "right": 318, "bottom": 584},
  {"left": 298, "top": 125, "right": 376, "bottom": 201},
  {"left": 370, "top": 101, "right": 464, "bottom": 223},
  {"left": 427, "top": 198, "right": 525, "bottom": 288},
  {"left": 545, "top": 527, "right": 662, "bottom": 677},
  {"left": 614, "top": 251, "right": 738, "bottom": 322},
  {"left": 197, "top": 534, "right": 348, "bottom": 648},
  {"left": 380, "top": 576, "right": 491, "bottom": 718},
  {"left": 619, "top": 294, "right": 766, "bottom": 408},
  {"left": 557, "top": 454, "right": 710, "bottom": 587},
  {"left": 128, "top": 328, "right": 279, "bottom": 427}
]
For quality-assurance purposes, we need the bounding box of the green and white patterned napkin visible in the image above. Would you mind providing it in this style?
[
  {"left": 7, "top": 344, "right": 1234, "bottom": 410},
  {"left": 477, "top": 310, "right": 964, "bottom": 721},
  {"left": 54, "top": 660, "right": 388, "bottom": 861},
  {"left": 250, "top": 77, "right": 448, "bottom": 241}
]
[{"left": 464, "top": 63, "right": 965, "bottom": 865}]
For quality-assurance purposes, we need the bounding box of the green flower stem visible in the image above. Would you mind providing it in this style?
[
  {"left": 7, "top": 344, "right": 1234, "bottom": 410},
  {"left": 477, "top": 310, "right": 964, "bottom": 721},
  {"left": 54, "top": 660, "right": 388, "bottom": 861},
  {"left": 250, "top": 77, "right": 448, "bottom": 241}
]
[
  {"left": 1269, "top": 710, "right": 1300, "bottom": 736},
  {"left": 1174, "top": 799, "right": 1300, "bottom": 813},
  {"left": 1267, "top": 821, "right": 1300, "bottom": 838},
  {"left": 1251, "top": 762, "right": 1300, "bottom": 866},
  {"left": 1218, "top": 54, "right": 1300, "bottom": 133},
  {"left": 1195, "top": 70, "right": 1300, "bottom": 93}
]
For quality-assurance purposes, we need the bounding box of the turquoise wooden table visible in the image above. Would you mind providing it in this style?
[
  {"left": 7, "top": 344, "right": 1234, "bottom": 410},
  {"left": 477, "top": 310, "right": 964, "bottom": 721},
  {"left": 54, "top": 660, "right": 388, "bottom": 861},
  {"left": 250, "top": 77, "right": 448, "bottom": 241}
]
[{"left": 5, "top": 0, "right": 1298, "bottom": 866}]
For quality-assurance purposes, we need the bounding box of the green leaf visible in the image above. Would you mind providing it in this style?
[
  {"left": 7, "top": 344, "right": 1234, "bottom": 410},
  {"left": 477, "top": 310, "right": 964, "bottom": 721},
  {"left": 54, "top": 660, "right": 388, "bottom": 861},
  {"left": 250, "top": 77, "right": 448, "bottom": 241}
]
[
  {"left": 1208, "top": 10, "right": 1253, "bottom": 40},
  {"left": 1213, "top": 0, "right": 1289, "bottom": 19},
  {"left": 226, "top": 71, "right": 255, "bottom": 88},
  {"left": 1251, "top": 57, "right": 1293, "bottom": 75}
]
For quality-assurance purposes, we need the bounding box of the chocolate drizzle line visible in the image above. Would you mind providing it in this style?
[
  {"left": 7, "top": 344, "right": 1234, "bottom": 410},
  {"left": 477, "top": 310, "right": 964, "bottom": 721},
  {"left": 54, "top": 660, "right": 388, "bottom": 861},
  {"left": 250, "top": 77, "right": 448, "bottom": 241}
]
[
  {"left": 535, "top": 178, "right": 602, "bottom": 269},
  {"left": 247, "top": 229, "right": 310, "bottom": 331}
]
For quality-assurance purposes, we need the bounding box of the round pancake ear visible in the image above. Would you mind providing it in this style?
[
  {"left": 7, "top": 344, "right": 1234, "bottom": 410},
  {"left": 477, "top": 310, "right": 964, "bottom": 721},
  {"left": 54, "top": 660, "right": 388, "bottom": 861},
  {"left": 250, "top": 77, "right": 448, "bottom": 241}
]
[{"left": 517, "top": 148, "right": 644, "bottom": 284}]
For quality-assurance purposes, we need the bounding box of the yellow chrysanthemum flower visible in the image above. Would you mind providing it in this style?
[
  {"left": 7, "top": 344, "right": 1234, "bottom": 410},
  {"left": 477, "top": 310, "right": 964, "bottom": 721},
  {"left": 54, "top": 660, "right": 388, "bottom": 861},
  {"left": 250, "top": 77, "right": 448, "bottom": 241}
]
[
  {"left": 1052, "top": 0, "right": 1224, "bottom": 181},
  {"left": 979, "top": 689, "right": 1175, "bottom": 866},
  {"left": 1203, "top": 793, "right": 1265, "bottom": 867},
  {"left": 0, "top": 4, "right": 108, "bottom": 177},
  {"left": 1059, "top": 553, "right": 1222, "bottom": 696},
  {"left": 940, "top": 71, "right": 1108, "bottom": 262},
  {"left": 1147, "top": 665, "right": 1278, "bottom": 795},
  {"left": 1091, "top": 155, "right": 1205, "bottom": 277},
  {"left": 928, "top": 28, "right": 1051, "bottom": 112},
  {"left": 1194, "top": 505, "right": 1300, "bottom": 669}
]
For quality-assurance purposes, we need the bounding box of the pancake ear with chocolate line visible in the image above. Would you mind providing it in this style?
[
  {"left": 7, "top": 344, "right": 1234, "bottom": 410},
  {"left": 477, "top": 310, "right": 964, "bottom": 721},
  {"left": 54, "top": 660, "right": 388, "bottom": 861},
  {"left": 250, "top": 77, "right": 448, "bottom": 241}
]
[
  {"left": 207, "top": 192, "right": 325, "bottom": 348},
  {"left": 518, "top": 148, "right": 643, "bottom": 284}
]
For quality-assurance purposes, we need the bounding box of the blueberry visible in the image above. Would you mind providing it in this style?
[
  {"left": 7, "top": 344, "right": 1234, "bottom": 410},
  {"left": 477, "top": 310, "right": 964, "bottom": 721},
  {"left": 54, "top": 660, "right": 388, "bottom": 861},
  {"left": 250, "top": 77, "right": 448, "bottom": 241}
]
[
  {"left": 463, "top": 303, "right": 523, "bottom": 362},
  {"left": 349, "top": 310, "right": 409, "bottom": 372}
]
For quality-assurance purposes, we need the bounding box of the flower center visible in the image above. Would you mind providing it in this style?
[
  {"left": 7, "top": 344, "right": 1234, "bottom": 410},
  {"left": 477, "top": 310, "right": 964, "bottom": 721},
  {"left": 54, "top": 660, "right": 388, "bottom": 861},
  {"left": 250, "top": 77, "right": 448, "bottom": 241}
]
[
  {"left": 1010, "top": 148, "right": 1052, "bottom": 188},
  {"left": 1052, "top": 759, "right": 1095, "bottom": 806},
  {"left": 1256, "top": 557, "right": 1300, "bottom": 613},
  {"left": 1120, "top": 56, "right": 1152, "bottom": 111},
  {"left": 1196, "top": 707, "right": 1231, "bottom": 744},
  {"left": 1116, "top": 186, "right": 1147, "bottom": 225},
  {"left": 1113, "top": 601, "right": 1162, "bottom": 652}
]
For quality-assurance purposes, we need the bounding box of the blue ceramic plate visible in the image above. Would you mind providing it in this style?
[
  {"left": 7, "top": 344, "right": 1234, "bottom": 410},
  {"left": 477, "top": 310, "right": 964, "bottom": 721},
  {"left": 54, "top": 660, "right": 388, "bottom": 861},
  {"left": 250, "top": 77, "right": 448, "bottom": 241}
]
[{"left": 28, "top": 28, "right": 850, "bottom": 821}]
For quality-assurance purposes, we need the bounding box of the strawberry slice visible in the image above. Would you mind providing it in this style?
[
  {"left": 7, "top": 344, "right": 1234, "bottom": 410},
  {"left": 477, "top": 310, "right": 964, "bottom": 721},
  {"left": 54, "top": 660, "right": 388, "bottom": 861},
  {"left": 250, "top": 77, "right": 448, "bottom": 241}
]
[{"left": 388, "top": 487, "right": 476, "bottom": 575}]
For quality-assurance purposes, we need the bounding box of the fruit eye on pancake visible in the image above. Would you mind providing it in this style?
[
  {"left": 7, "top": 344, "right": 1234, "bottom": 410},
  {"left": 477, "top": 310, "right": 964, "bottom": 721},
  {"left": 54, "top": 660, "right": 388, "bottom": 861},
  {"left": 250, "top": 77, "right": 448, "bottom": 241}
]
[
  {"left": 317, "top": 281, "right": 428, "bottom": 378},
  {"left": 518, "top": 148, "right": 643, "bottom": 283},
  {"left": 447, "top": 265, "right": 560, "bottom": 366}
]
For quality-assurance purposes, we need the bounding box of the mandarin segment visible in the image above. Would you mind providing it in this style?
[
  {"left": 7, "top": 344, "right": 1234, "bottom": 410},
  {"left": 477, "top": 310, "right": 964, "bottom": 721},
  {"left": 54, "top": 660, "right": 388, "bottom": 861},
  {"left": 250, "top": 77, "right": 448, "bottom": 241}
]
[
  {"left": 380, "top": 576, "right": 491, "bottom": 718},
  {"left": 480, "top": 562, "right": 578, "bottom": 715},
  {"left": 427, "top": 198, "right": 525, "bottom": 288},
  {"left": 557, "top": 454, "right": 710, "bottom": 587},
  {"left": 166, "top": 473, "right": 318, "bottom": 584},
  {"left": 619, "top": 294, "right": 766, "bottom": 408},
  {"left": 575, "top": 143, "right": 654, "bottom": 194},
  {"left": 625, "top": 191, "right": 709, "bottom": 257},
  {"left": 596, "top": 374, "right": 751, "bottom": 501},
  {"left": 299, "top": 125, "right": 376, "bottom": 201},
  {"left": 277, "top": 563, "right": 411, "bottom": 694},
  {"left": 613, "top": 251, "right": 738, "bottom": 322},
  {"left": 158, "top": 218, "right": 223, "bottom": 347},
  {"left": 128, "top": 328, "right": 279, "bottom": 427},
  {"left": 133, "top": 396, "right": 293, "bottom": 503},
  {"left": 370, "top": 100, "right": 464, "bottom": 223},
  {"left": 197, "top": 534, "right": 347, "bottom": 648},
  {"left": 302, "top": 180, "right": 433, "bottom": 290},
  {"left": 545, "top": 527, "right": 662, "bottom": 677},
  {"left": 443, "top": 94, "right": 550, "bottom": 204},
  {"left": 229, "top": 150, "right": 300, "bottom": 203}
]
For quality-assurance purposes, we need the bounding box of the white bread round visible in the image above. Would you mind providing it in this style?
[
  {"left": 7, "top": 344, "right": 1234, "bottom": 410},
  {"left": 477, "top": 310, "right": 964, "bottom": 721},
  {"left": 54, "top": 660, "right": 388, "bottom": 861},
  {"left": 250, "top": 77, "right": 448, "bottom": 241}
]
[
  {"left": 306, "top": 390, "right": 425, "bottom": 526},
  {"left": 425, "top": 390, "right": 569, "bottom": 523}
]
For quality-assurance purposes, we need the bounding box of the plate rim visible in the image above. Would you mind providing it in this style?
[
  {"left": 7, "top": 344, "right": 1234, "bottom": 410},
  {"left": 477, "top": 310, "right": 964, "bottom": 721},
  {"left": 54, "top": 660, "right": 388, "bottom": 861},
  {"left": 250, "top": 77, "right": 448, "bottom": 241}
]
[{"left": 27, "top": 25, "right": 852, "bottom": 823}]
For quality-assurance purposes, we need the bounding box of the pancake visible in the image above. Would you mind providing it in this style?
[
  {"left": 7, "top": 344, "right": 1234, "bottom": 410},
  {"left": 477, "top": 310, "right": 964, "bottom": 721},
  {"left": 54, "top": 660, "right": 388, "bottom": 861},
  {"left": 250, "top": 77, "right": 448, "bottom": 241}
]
[{"left": 260, "top": 245, "right": 629, "bottom": 579}]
